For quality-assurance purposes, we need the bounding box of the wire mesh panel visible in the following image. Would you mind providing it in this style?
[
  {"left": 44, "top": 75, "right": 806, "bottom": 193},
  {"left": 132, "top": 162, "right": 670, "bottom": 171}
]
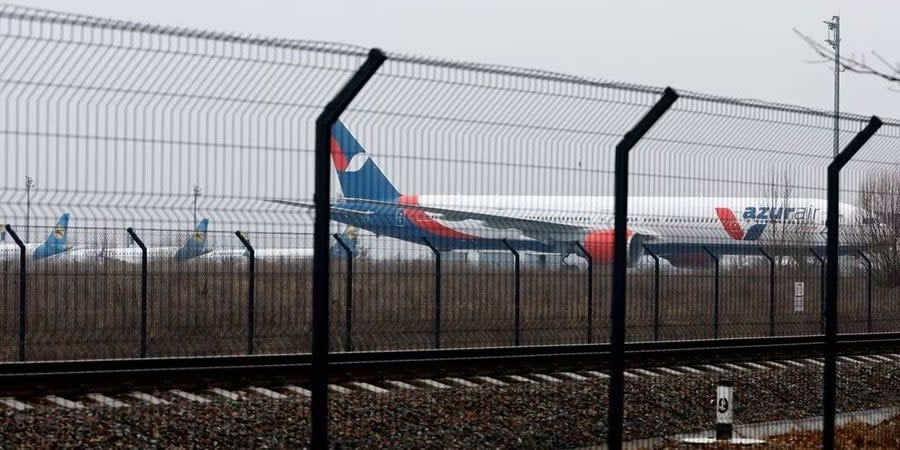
[
  {"left": 0, "top": 3, "right": 896, "bottom": 448},
  {"left": 0, "top": 5, "right": 369, "bottom": 361},
  {"left": 619, "top": 97, "right": 898, "bottom": 445},
  {"left": 835, "top": 122, "right": 900, "bottom": 447}
]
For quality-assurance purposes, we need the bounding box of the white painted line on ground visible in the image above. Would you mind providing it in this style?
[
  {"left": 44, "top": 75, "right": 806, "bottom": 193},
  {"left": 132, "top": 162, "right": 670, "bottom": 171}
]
[
  {"left": 249, "top": 386, "right": 288, "bottom": 399},
  {"left": 383, "top": 380, "right": 418, "bottom": 390},
  {"left": 208, "top": 387, "right": 242, "bottom": 401},
  {"left": 677, "top": 366, "right": 704, "bottom": 374},
  {"left": 444, "top": 377, "right": 480, "bottom": 388},
  {"left": 284, "top": 385, "right": 312, "bottom": 397},
  {"left": 700, "top": 365, "right": 728, "bottom": 373},
  {"left": 556, "top": 372, "right": 589, "bottom": 381},
  {"left": 507, "top": 375, "right": 537, "bottom": 383},
  {"left": 584, "top": 371, "right": 610, "bottom": 379},
  {"left": 170, "top": 389, "right": 211, "bottom": 403},
  {"left": 742, "top": 362, "right": 769, "bottom": 371},
  {"left": 473, "top": 376, "right": 506, "bottom": 386},
  {"left": 129, "top": 392, "right": 170, "bottom": 405},
  {"left": 630, "top": 368, "right": 660, "bottom": 377},
  {"left": 854, "top": 355, "right": 881, "bottom": 364},
  {"left": 45, "top": 395, "right": 84, "bottom": 409},
  {"left": 350, "top": 382, "right": 390, "bottom": 394},
  {"left": 0, "top": 397, "right": 31, "bottom": 411},
  {"left": 763, "top": 361, "right": 789, "bottom": 369},
  {"left": 415, "top": 378, "right": 452, "bottom": 389},
  {"left": 86, "top": 393, "right": 129, "bottom": 408},
  {"left": 655, "top": 367, "right": 684, "bottom": 376},
  {"left": 529, "top": 373, "right": 563, "bottom": 383},
  {"left": 328, "top": 384, "right": 354, "bottom": 394}
]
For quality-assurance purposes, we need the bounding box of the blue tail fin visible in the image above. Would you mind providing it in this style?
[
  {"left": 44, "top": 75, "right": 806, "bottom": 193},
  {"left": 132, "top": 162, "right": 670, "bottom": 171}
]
[
  {"left": 330, "top": 225, "right": 360, "bottom": 257},
  {"left": 33, "top": 213, "right": 70, "bottom": 260},
  {"left": 331, "top": 121, "right": 401, "bottom": 201},
  {"left": 174, "top": 218, "right": 211, "bottom": 261}
]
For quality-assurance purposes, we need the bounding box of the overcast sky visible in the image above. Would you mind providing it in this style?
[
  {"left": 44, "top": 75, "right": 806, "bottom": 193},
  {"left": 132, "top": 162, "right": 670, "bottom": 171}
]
[{"left": 12, "top": 0, "right": 900, "bottom": 119}]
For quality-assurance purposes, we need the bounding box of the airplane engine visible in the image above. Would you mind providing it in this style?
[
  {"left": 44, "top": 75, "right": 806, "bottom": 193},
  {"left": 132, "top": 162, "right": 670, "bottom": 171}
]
[
  {"left": 578, "top": 229, "right": 643, "bottom": 267},
  {"left": 665, "top": 253, "right": 712, "bottom": 269}
]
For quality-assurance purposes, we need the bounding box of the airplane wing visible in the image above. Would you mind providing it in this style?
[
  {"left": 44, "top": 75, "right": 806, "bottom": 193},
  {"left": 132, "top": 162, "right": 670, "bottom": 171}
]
[
  {"left": 266, "top": 199, "right": 375, "bottom": 217},
  {"left": 348, "top": 198, "right": 659, "bottom": 243}
]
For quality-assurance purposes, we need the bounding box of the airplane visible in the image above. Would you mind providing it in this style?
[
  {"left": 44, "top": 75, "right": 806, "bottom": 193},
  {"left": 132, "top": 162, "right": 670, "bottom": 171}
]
[
  {"left": 203, "top": 225, "right": 361, "bottom": 261},
  {"left": 0, "top": 214, "right": 72, "bottom": 261},
  {"left": 83, "top": 219, "right": 213, "bottom": 264},
  {"left": 269, "top": 121, "right": 867, "bottom": 269}
]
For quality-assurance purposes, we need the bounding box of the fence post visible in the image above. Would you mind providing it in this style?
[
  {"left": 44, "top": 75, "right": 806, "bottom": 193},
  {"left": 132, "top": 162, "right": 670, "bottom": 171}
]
[
  {"left": 5, "top": 225, "right": 26, "bottom": 361},
  {"left": 823, "top": 116, "right": 882, "bottom": 450},
  {"left": 857, "top": 250, "right": 873, "bottom": 333},
  {"left": 643, "top": 245, "right": 662, "bottom": 342},
  {"left": 501, "top": 239, "right": 521, "bottom": 346},
  {"left": 702, "top": 246, "right": 720, "bottom": 339},
  {"left": 421, "top": 237, "right": 442, "bottom": 349},
  {"left": 126, "top": 227, "right": 148, "bottom": 358},
  {"left": 575, "top": 242, "right": 593, "bottom": 344},
  {"left": 332, "top": 233, "right": 355, "bottom": 352},
  {"left": 810, "top": 248, "right": 826, "bottom": 334},
  {"left": 236, "top": 231, "right": 255, "bottom": 355},
  {"left": 758, "top": 248, "right": 776, "bottom": 337},
  {"left": 312, "top": 48, "right": 385, "bottom": 450},
  {"left": 609, "top": 87, "right": 678, "bottom": 449}
]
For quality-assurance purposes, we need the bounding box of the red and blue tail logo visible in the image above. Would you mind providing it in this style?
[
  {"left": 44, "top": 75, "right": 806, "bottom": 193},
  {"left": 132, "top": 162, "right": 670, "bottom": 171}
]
[
  {"left": 331, "top": 121, "right": 400, "bottom": 201},
  {"left": 715, "top": 208, "right": 766, "bottom": 241}
]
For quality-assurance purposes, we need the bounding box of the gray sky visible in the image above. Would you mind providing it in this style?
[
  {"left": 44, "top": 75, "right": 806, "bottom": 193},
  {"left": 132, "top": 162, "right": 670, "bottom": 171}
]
[{"left": 13, "top": 0, "right": 900, "bottom": 119}]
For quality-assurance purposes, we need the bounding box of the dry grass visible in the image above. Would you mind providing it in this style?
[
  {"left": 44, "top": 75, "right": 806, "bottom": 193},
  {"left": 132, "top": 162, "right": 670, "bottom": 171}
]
[{"left": 0, "top": 258, "right": 895, "bottom": 361}]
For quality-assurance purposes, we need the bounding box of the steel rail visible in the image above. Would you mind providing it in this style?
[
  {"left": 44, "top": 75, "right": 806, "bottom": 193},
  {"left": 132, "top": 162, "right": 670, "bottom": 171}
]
[{"left": 0, "top": 333, "right": 897, "bottom": 398}]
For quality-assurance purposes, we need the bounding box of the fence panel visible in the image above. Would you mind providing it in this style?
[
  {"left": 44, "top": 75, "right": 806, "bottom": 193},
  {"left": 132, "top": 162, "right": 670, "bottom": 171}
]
[
  {"left": 0, "top": 4, "right": 896, "bottom": 448},
  {"left": 835, "top": 122, "right": 900, "bottom": 448},
  {"left": 617, "top": 95, "right": 886, "bottom": 446}
]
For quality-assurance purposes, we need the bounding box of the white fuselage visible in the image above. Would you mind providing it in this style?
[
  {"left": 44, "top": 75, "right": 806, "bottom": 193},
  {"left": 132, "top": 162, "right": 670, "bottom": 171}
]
[
  {"left": 204, "top": 248, "right": 314, "bottom": 261},
  {"left": 411, "top": 195, "right": 853, "bottom": 244}
]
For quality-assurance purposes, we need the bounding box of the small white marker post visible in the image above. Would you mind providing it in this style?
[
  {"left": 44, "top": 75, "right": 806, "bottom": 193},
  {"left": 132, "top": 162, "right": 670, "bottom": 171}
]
[
  {"left": 681, "top": 379, "right": 765, "bottom": 446},
  {"left": 715, "top": 379, "right": 734, "bottom": 440}
]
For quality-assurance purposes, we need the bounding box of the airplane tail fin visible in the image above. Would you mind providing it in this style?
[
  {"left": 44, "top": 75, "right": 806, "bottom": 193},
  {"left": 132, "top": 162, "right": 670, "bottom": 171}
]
[
  {"left": 174, "top": 218, "right": 211, "bottom": 261},
  {"left": 330, "top": 225, "right": 360, "bottom": 257},
  {"left": 332, "top": 121, "right": 401, "bottom": 201},
  {"left": 33, "top": 213, "right": 70, "bottom": 260}
]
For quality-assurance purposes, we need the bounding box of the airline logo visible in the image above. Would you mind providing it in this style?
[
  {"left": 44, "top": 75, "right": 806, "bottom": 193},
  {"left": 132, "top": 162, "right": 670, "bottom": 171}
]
[
  {"left": 53, "top": 225, "right": 65, "bottom": 239},
  {"left": 193, "top": 231, "right": 204, "bottom": 242},
  {"left": 742, "top": 206, "right": 820, "bottom": 221},
  {"left": 715, "top": 208, "right": 767, "bottom": 241},
  {"left": 331, "top": 137, "right": 369, "bottom": 173}
]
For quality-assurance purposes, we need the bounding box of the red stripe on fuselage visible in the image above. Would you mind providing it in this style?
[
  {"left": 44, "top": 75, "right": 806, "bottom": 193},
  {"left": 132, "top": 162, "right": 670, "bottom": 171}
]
[
  {"left": 715, "top": 207, "right": 745, "bottom": 241},
  {"left": 398, "top": 195, "right": 477, "bottom": 239},
  {"left": 331, "top": 138, "right": 349, "bottom": 171}
]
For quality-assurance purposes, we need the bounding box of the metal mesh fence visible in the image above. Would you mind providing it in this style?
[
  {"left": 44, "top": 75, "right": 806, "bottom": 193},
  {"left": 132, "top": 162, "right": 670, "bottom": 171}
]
[{"left": 0, "top": 3, "right": 896, "bottom": 448}]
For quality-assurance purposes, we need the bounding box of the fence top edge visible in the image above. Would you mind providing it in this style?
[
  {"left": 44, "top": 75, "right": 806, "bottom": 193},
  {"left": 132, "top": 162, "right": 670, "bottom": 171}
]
[
  {"left": 4, "top": 3, "right": 900, "bottom": 129},
  {"left": 0, "top": 3, "right": 371, "bottom": 57}
]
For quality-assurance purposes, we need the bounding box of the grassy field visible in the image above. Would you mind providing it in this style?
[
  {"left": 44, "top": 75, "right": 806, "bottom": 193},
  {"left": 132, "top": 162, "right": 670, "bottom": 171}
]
[{"left": 0, "top": 257, "right": 895, "bottom": 361}]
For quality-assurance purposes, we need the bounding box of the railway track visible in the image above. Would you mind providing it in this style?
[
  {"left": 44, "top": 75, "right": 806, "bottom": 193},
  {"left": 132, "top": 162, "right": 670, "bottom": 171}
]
[
  {"left": 3, "top": 353, "right": 900, "bottom": 413},
  {"left": 0, "top": 333, "right": 898, "bottom": 403}
]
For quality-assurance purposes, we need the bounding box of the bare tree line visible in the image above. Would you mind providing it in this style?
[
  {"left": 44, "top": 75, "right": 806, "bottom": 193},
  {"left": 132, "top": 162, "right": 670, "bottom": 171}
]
[{"left": 857, "top": 170, "right": 900, "bottom": 286}]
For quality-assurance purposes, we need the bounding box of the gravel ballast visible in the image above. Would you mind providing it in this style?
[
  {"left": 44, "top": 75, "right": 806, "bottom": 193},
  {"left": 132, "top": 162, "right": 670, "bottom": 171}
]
[{"left": 1, "top": 361, "right": 898, "bottom": 448}]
